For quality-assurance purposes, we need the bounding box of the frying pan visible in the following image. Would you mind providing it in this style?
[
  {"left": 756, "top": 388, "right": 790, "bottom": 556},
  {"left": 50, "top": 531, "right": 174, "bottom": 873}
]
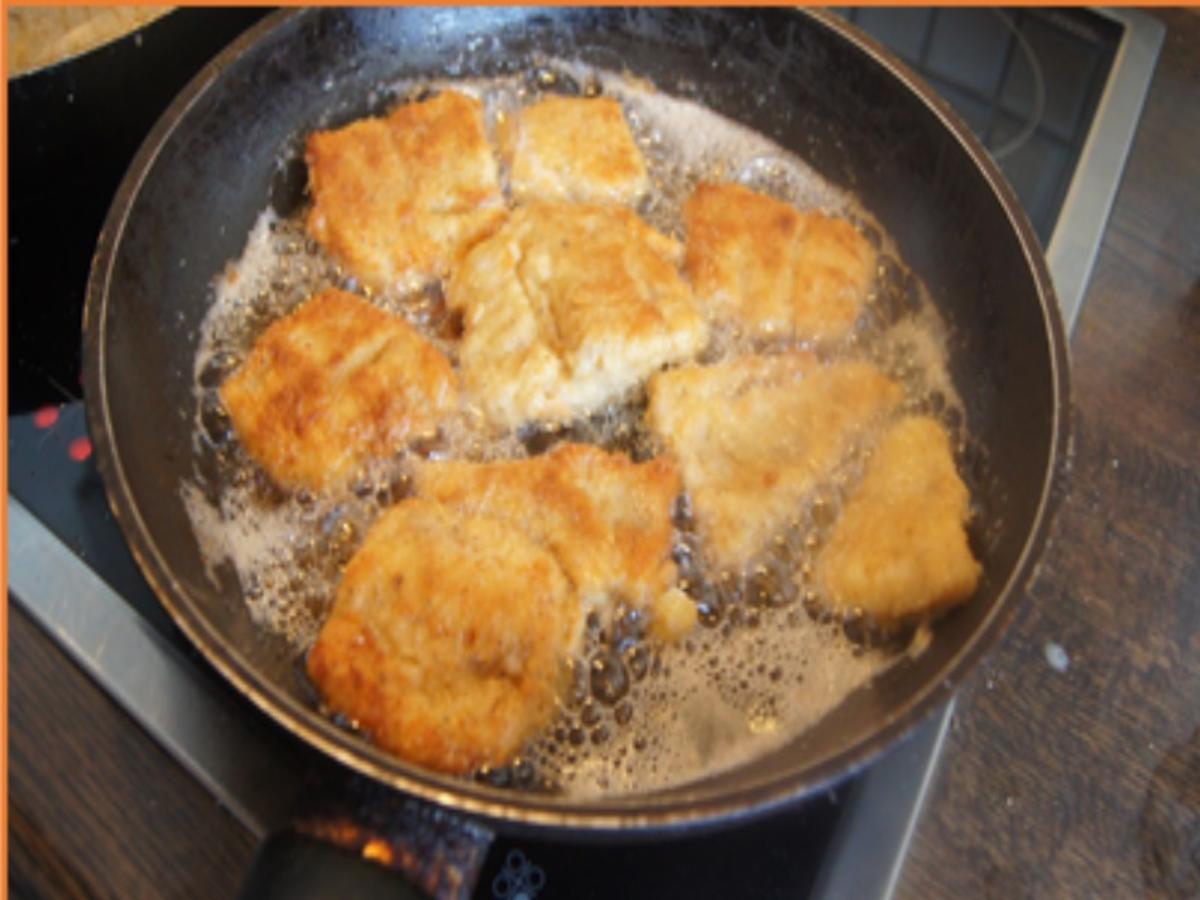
[{"left": 82, "top": 5, "right": 1069, "bottom": 889}]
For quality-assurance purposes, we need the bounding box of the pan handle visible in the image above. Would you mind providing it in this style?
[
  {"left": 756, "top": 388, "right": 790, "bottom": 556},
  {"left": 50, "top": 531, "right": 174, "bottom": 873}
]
[
  {"left": 237, "top": 790, "right": 495, "bottom": 900},
  {"left": 239, "top": 829, "right": 430, "bottom": 899}
]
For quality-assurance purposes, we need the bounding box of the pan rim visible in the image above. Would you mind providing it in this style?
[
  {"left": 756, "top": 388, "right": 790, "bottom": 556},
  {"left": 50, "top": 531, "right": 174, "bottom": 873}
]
[{"left": 83, "top": 6, "right": 1071, "bottom": 836}]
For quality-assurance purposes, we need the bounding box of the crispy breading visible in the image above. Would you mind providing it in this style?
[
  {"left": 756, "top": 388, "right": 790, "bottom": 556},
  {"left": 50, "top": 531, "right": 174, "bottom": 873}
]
[
  {"left": 415, "top": 443, "right": 682, "bottom": 611},
  {"left": 220, "top": 289, "right": 458, "bottom": 492},
  {"left": 684, "top": 181, "right": 875, "bottom": 342},
  {"left": 306, "top": 498, "right": 580, "bottom": 774},
  {"left": 447, "top": 203, "right": 708, "bottom": 430},
  {"left": 817, "top": 415, "right": 981, "bottom": 622},
  {"left": 503, "top": 96, "right": 649, "bottom": 205},
  {"left": 305, "top": 90, "right": 506, "bottom": 291},
  {"left": 647, "top": 353, "right": 902, "bottom": 570},
  {"left": 650, "top": 586, "right": 699, "bottom": 642}
]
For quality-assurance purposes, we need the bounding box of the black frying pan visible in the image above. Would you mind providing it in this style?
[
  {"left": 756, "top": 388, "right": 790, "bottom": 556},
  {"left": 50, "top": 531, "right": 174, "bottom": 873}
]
[{"left": 82, "top": 3, "right": 1069, "bottom": 879}]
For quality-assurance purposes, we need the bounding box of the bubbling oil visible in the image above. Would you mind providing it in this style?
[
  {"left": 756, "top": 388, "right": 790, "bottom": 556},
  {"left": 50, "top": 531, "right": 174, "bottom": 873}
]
[{"left": 183, "top": 62, "right": 977, "bottom": 798}]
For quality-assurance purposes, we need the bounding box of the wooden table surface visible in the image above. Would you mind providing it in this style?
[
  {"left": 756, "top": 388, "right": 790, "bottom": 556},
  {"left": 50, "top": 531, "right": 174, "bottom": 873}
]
[
  {"left": 899, "top": 8, "right": 1200, "bottom": 899},
  {"left": 9, "top": 8, "right": 1198, "bottom": 899}
]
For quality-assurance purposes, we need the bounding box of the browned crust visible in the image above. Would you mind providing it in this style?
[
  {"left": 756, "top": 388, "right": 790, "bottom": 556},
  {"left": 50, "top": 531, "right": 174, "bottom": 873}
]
[
  {"left": 415, "top": 443, "right": 681, "bottom": 609},
  {"left": 684, "top": 181, "right": 875, "bottom": 342},
  {"left": 305, "top": 90, "right": 506, "bottom": 290},
  {"left": 817, "top": 415, "right": 982, "bottom": 622},
  {"left": 505, "top": 95, "right": 649, "bottom": 204},
  {"left": 447, "top": 203, "right": 707, "bottom": 429},
  {"left": 307, "top": 498, "right": 579, "bottom": 774},
  {"left": 219, "top": 288, "right": 458, "bottom": 492},
  {"left": 648, "top": 353, "right": 903, "bottom": 569}
]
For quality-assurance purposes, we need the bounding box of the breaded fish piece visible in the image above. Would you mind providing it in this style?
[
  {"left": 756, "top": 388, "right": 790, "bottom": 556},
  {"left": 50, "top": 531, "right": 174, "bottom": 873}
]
[
  {"left": 648, "top": 353, "right": 903, "bottom": 570},
  {"left": 684, "top": 181, "right": 875, "bottom": 342},
  {"left": 305, "top": 90, "right": 506, "bottom": 291},
  {"left": 220, "top": 289, "right": 458, "bottom": 492},
  {"left": 307, "top": 498, "right": 580, "bottom": 774},
  {"left": 817, "top": 415, "right": 981, "bottom": 622},
  {"left": 503, "top": 96, "right": 649, "bottom": 205},
  {"left": 415, "top": 443, "right": 681, "bottom": 612},
  {"left": 447, "top": 203, "right": 707, "bottom": 430}
]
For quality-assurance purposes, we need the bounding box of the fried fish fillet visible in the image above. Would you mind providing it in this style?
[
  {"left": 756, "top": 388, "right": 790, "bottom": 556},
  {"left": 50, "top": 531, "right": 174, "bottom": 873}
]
[
  {"left": 684, "top": 181, "right": 876, "bottom": 342},
  {"left": 447, "top": 203, "right": 708, "bottom": 430},
  {"left": 220, "top": 289, "right": 458, "bottom": 492},
  {"left": 306, "top": 498, "right": 580, "bottom": 774},
  {"left": 817, "top": 415, "right": 981, "bottom": 622},
  {"left": 503, "top": 96, "right": 649, "bottom": 205},
  {"left": 415, "top": 443, "right": 682, "bottom": 612},
  {"left": 647, "top": 353, "right": 902, "bottom": 570},
  {"left": 305, "top": 90, "right": 506, "bottom": 291}
]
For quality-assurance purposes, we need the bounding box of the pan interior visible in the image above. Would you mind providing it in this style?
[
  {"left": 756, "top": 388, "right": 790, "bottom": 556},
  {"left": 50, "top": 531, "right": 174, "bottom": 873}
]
[{"left": 87, "top": 8, "right": 1063, "bottom": 828}]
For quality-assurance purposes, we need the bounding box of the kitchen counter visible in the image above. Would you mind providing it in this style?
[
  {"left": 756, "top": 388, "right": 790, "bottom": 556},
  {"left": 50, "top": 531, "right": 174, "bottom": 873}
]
[
  {"left": 9, "top": 8, "right": 1198, "bottom": 898},
  {"left": 898, "top": 8, "right": 1200, "bottom": 898}
]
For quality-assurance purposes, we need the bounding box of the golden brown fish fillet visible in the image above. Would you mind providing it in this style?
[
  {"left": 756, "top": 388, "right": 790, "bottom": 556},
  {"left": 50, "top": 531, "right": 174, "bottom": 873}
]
[
  {"left": 647, "top": 353, "right": 903, "bottom": 570},
  {"left": 502, "top": 95, "right": 648, "bottom": 205},
  {"left": 817, "top": 415, "right": 981, "bottom": 622},
  {"left": 220, "top": 289, "right": 458, "bottom": 492},
  {"left": 447, "top": 203, "right": 708, "bottom": 430},
  {"left": 684, "top": 181, "right": 875, "bottom": 342},
  {"left": 305, "top": 90, "right": 506, "bottom": 291},
  {"left": 307, "top": 498, "right": 580, "bottom": 774},
  {"left": 415, "top": 443, "right": 681, "bottom": 613}
]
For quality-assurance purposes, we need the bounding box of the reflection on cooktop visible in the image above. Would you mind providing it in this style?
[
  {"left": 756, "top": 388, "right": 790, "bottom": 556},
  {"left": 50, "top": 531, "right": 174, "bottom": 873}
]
[
  {"left": 6, "top": 8, "right": 271, "bottom": 414},
  {"left": 835, "top": 7, "right": 1121, "bottom": 244}
]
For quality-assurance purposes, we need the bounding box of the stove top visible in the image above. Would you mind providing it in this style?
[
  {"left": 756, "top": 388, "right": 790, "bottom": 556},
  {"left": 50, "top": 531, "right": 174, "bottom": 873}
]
[{"left": 7, "top": 8, "right": 1163, "bottom": 898}]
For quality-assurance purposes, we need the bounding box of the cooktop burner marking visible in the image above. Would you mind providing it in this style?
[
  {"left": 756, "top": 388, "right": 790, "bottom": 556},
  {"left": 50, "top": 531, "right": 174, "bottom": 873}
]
[
  {"left": 68, "top": 435, "right": 93, "bottom": 462},
  {"left": 33, "top": 405, "right": 60, "bottom": 429}
]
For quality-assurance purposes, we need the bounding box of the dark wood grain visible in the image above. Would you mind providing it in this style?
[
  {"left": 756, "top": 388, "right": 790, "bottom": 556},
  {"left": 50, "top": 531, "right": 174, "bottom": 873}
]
[
  {"left": 898, "top": 9, "right": 1200, "bottom": 900},
  {"left": 7, "top": 9, "right": 1198, "bottom": 900},
  {"left": 7, "top": 606, "right": 258, "bottom": 900}
]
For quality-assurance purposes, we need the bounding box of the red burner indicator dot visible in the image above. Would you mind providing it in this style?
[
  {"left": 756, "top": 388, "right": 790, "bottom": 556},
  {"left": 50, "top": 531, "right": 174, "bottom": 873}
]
[
  {"left": 68, "top": 436, "right": 93, "bottom": 462},
  {"left": 33, "top": 405, "right": 60, "bottom": 429}
]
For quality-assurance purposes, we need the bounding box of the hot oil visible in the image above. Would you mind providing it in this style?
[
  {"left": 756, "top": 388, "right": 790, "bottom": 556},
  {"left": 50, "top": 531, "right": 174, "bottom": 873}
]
[{"left": 184, "top": 63, "right": 979, "bottom": 798}]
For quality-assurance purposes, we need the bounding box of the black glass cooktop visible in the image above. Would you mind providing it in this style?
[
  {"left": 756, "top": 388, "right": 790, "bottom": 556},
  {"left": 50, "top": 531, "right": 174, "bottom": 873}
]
[
  {"left": 836, "top": 7, "right": 1122, "bottom": 245},
  {"left": 9, "top": 8, "right": 1157, "bottom": 899},
  {"left": 7, "top": 8, "right": 273, "bottom": 414}
]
